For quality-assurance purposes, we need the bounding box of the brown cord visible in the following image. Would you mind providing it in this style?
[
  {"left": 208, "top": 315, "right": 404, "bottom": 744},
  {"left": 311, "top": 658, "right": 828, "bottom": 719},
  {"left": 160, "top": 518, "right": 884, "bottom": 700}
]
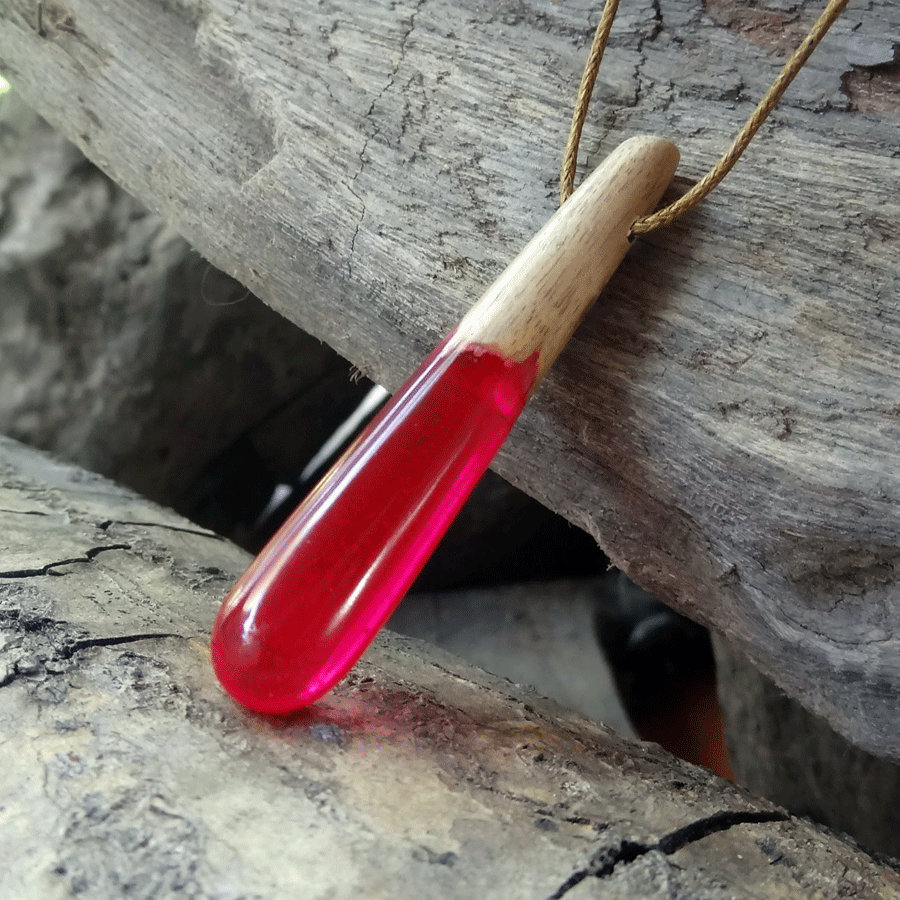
[
  {"left": 560, "top": 0, "right": 851, "bottom": 234},
  {"left": 559, "top": 0, "right": 620, "bottom": 206}
]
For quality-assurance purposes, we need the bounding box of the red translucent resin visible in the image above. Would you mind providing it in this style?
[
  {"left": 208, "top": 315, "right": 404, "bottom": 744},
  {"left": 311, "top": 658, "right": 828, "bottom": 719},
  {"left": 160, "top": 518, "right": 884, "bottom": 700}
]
[{"left": 211, "top": 340, "right": 538, "bottom": 713}]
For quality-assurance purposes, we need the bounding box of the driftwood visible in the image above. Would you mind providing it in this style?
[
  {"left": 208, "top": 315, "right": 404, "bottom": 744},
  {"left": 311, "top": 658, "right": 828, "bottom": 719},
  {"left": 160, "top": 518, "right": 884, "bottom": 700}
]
[
  {"left": 0, "top": 93, "right": 361, "bottom": 519},
  {"left": 713, "top": 634, "right": 900, "bottom": 860},
  {"left": 2, "top": 434, "right": 900, "bottom": 898},
  {"left": 1, "top": 0, "right": 899, "bottom": 759}
]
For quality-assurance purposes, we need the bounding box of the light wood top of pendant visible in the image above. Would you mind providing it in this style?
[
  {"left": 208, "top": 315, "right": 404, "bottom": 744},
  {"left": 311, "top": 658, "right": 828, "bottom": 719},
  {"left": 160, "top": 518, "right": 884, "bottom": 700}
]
[{"left": 452, "top": 135, "right": 679, "bottom": 386}]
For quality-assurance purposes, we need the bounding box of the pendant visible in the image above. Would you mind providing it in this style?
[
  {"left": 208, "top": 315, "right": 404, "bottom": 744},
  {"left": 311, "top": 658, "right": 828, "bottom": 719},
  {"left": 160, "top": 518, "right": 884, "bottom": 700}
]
[{"left": 211, "top": 135, "right": 679, "bottom": 713}]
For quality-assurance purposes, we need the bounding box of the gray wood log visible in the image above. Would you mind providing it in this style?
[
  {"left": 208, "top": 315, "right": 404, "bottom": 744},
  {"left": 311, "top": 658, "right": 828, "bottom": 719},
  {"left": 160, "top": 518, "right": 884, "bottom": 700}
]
[
  {"left": 0, "top": 92, "right": 356, "bottom": 516},
  {"left": 713, "top": 633, "right": 900, "bottom": 861},
  {"left": 2, "top": 435, "right": 900, "bottom": 898},
  {"left": 1, "top": 0, "right": 899, "bottom": 759}
]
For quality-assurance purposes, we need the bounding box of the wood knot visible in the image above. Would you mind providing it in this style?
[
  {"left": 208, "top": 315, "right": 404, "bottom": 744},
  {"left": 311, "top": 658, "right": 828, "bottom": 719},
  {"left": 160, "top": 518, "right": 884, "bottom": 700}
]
[{"left": 37, "top": 1, "right": 78, "bottom": 40}]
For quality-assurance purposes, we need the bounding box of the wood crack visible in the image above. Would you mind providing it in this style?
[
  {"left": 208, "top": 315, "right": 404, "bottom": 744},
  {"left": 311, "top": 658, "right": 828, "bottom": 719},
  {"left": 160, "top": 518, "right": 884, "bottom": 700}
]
[
  {"left": 97, "top": 519, "right": 224, "bottom": 540},
  {"left": 0, "top": 631, "right": 182, "bottom": 689},
  {"left": 545, "top": 809, "right": 789, "bottom": 899},
  {"left": 59, "top": 632, "right": 183, "bottom": 659},
  {"left": 346, "top": 0, "right": 426, "bottom": 277},
  {"left": 0, "top": 544, "right": 131, "bottom": 578}
]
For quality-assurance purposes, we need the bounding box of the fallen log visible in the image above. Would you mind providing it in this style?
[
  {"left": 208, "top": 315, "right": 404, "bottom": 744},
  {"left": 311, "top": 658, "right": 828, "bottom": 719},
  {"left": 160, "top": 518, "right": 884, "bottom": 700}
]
[
  {"left": 2, "top": 435, "right": 899, "bottom": 897},
  {"left": 1, "top": 0, "right": 899, "bottom": 759}
]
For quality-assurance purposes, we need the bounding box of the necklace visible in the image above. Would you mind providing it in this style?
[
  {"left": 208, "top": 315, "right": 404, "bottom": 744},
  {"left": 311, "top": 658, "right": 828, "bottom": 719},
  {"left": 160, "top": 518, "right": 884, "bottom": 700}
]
[{"left": 210, "top": 0, "right": 850, "bottom": 714}]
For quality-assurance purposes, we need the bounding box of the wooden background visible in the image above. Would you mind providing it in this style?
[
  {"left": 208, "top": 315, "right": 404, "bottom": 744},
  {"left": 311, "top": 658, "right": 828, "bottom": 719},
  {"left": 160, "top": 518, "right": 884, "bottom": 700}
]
[
  {"left": 0, "top": 0, "right": 898, "bottom": 757},
  {"left": 3, "top": 434, "right": 900, "bottom": 897}
]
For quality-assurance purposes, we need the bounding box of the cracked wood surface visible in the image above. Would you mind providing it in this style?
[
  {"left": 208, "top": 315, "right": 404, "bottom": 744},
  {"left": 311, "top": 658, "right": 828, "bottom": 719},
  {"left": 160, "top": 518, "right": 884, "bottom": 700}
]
[
  {"left": 1, "top": 0, "right": 899, "bottom": 758},
  {"left": 2, "top": 436, "right": 900, "bottom": 897}
]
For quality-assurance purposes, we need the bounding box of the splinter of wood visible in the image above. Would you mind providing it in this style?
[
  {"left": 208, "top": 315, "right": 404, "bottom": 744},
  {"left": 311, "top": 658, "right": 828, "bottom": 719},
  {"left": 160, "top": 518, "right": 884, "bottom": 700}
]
[{"left": 211, "top": 135, "right": 680, "bottom": 713}]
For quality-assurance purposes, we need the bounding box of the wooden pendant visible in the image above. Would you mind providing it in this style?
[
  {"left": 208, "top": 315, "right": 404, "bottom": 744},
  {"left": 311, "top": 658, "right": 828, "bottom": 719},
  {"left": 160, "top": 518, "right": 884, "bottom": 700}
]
[
  {"left": 211, "top": 135, "right": 680, "bottom": 714},
  {"left": 453, "top": 135, "right": 679, "bottom": 386}
]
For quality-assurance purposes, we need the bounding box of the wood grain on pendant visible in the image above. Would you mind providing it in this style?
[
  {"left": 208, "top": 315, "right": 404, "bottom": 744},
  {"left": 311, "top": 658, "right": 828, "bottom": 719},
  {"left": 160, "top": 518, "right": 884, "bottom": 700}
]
[{"left": 452, "top": 135, "right": 680, "bottom": 386}]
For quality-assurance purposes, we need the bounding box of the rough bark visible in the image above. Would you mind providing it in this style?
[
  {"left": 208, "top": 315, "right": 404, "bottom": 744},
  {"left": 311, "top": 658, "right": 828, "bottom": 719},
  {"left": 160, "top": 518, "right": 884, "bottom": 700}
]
[
  {"left": 1, "top": 0, "right": 899, "bottom": 759},
  {"left": 2, "top": 435, "right": 900, "bottom": 898}
]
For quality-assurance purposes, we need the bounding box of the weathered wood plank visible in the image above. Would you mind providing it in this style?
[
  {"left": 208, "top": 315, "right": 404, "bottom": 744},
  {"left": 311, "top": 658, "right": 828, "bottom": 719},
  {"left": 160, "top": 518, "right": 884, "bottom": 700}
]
[
  {"left": 714, "top": 633, "right": 900, "bottom": 860},
  {"left": 1, "top": 0, "right": 899, "bottom": 758},
  {"left": 2, "top": 435, "right": 900, "bottom": 898},
  {"left": 0, "top": 96, "right": 356, "bottom": 518}
]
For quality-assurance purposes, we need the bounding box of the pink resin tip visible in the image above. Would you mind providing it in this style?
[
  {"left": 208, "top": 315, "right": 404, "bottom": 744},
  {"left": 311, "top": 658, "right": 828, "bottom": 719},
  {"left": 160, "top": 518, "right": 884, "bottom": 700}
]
[{"left": 211, "top": 341, "right": 538, "bottom": 713}]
